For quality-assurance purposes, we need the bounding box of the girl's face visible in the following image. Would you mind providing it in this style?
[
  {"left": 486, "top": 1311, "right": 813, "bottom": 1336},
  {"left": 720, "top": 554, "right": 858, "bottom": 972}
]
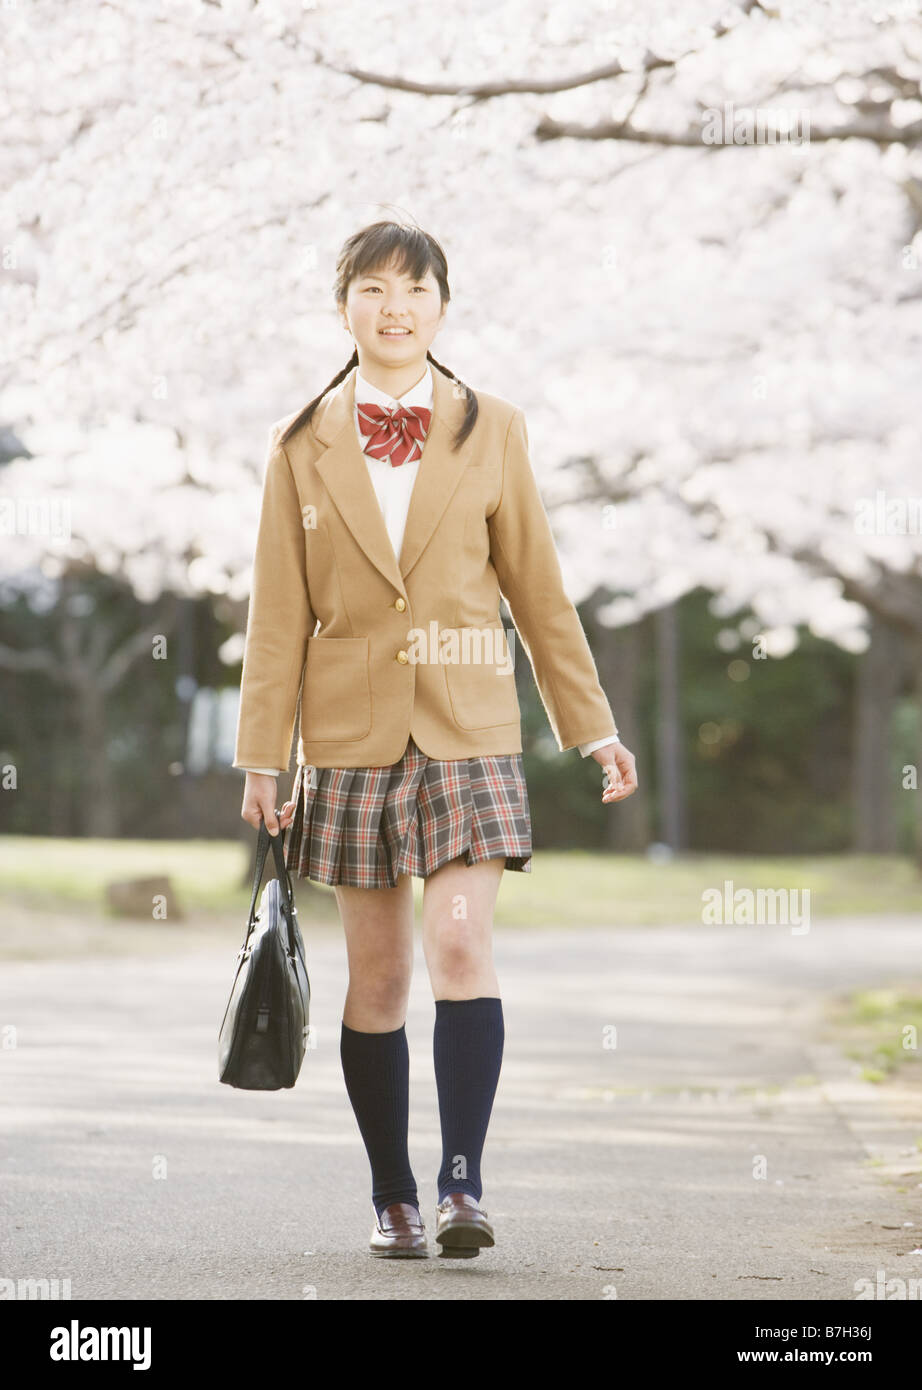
[{"left": 340, "top": 260, "right": 446, "bottom": 369}]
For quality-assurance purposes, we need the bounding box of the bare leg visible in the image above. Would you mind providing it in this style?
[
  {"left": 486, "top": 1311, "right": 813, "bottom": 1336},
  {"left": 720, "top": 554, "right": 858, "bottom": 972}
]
[
  {"left": 421, "top": 856, "right": 505, "bottom": 999},
  {"left": 335, "top": 874, "right": 415, "bottom": 1029}
]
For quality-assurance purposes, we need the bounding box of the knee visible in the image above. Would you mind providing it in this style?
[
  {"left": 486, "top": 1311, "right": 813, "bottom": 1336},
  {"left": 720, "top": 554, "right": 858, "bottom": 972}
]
[
  {"left": 430, "top": 920, "right": 488, "bottom": 976},
  {"left": 348, "top": 963, "right": 412, "bottom": 1015}
]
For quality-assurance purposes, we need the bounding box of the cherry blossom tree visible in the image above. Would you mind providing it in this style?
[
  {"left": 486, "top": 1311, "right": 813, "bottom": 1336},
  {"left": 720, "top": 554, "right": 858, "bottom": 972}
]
[{"left": 2, "top": 0, "right": 920, "bottom": 846}]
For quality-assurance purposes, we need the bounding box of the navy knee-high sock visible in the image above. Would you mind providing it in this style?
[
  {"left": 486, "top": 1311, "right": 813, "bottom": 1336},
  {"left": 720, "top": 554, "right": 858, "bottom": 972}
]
[
  {"left": 340, "top": 1020, "right": 419, "bottom": 1218},
  {"left": 433, "top": 997, "right": 504, "bottom": 1204}
]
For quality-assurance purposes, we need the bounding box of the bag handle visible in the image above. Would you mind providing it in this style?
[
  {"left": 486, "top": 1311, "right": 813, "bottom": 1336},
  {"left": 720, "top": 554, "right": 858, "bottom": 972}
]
[{"left": 241, "top": 821, "right": 297, "bottom": 952}]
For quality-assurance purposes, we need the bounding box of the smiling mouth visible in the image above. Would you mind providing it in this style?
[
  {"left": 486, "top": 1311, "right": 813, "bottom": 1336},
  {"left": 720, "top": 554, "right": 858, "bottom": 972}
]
[{"left": 379, "top": 328, "right": 412, "bottom": 336}]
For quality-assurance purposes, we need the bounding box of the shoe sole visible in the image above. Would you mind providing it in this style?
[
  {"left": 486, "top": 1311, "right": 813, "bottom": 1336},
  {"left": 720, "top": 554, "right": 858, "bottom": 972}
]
[
  {"left": 369, "top": 1245, "right": 429, "bottom": 1258},
  {"left": 435, "top": 1220, "right": 495, "bottom": 1258}
]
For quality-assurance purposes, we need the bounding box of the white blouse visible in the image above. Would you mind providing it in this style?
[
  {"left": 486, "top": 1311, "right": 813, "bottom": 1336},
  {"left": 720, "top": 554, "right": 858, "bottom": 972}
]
[{"left": 241, "top": 362, "right": 617, "bottom": 774}]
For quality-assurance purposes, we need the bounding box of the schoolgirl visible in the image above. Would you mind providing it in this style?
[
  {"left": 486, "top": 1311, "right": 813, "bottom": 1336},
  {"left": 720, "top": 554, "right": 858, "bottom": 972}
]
[{"left": 235, "top": 220, "right": 638, "bottom": 1258}]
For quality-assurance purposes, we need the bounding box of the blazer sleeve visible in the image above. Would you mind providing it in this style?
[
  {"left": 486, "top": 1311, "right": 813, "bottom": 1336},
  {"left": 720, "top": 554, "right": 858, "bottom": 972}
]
[
  {"left": 232, "top": 426, "right": 316, "bottom": 772},
  {"left": 487, "top": 408, "right": 618, "bottom": 753}
]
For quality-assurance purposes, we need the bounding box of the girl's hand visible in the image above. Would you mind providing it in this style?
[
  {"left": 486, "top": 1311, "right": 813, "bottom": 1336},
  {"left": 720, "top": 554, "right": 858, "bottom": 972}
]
[
  {"left": 590, "top": 741, "right": 638, "bottom": 804},
  {"left": 241, "top": 773, "right": 296, "bottom": 835}
]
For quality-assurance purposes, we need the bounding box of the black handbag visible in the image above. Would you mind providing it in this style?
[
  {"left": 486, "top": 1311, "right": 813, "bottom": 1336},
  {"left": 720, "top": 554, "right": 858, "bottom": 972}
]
[{"left": 218, "top": 822, "right": 310, "bottom": 1090}]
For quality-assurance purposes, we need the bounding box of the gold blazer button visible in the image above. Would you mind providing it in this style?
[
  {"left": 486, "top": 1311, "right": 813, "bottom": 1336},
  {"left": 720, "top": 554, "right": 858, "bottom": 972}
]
[
  {"left": 396, "top": 650, "right": 409, "bottom": 664},
  {"left": 394, "top": 597, "right": 406, "bottom": 612}
]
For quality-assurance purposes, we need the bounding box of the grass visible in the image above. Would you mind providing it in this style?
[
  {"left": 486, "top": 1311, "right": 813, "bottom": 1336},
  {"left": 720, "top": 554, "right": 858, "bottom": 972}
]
[
  {"left": 826, "top": 987, "right": 922, "bottom": 1082},
  {"left": 0, "top": 838, "right": 920, "bottom": 929},
  {"left": 498, "top": 850, "right": 922, "bottom": 926}
]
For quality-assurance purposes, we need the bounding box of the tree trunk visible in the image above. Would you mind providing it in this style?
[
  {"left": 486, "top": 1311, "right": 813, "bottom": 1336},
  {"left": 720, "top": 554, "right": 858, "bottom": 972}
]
[
  {"left": 852, "top": 613, "right": 904, "bottom": 852},
  {"left": 49, "top": 720, "right": 71, "bottom": 838},
  {"left": 654, "top": 600, "right": 686, "bottom": 851},
  {"left": 74, "top": 671, "right": 119, "bottom": 838}
]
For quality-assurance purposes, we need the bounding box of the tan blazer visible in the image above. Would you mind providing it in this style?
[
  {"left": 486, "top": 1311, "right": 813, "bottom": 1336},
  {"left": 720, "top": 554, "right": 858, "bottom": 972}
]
[{"left": 233, "top": 363, "right": 617, "bottom": 770}]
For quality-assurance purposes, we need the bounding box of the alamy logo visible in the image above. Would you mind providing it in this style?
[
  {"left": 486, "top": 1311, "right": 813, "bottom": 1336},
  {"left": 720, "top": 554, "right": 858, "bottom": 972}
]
[
  {"left": 406, "top": 622, "right": 515, "bottom": 675},
  {"left": 49, "top": 1321, "right": 151, "bottom": 1371},
  {"left": 701, "top": 878, "right": 810, "bottom": 935},
  {"left": 854, "top": 1269, "right": 922, "bottom": 1299},
  {"left": 0, "top": 495, "right": 72, "bottom": 539},
  {"left": 0, "top": 1275, "right": 71, "bottom": 1299}
]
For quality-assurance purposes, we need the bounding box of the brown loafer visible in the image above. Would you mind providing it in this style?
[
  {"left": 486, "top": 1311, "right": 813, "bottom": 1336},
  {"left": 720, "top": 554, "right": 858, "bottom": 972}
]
[
  {"left": 369, "top": 1202, "right": 429, "bottom": 1258},
  {"left": 435, "top": 1192, "right": 495, "bottom": 1259}
]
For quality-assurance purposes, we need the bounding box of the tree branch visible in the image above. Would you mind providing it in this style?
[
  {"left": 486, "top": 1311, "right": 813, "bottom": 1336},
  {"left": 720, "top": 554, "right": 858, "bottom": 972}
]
[
  {"left": 0, "top": 644, "right": 62, "bottom": 676},
  {"left": 318, "top": 0, "right": 769, "bottom": 99},
  {"left": 533, "top": 114, "right": 922, "bottom": 147},
  {"left": 99, "top": 595, "right": 182, "bottom": 692}
]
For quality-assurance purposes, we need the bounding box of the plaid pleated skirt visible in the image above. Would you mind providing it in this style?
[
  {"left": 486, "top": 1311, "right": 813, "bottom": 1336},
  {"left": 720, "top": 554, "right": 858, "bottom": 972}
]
[{"left": 284, "top": 734, "right": 532, "bottom": 888}]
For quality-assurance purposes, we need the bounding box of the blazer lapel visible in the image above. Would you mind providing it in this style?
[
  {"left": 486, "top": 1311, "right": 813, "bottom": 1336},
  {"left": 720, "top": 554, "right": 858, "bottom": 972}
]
[{"left": 310, "top": 364, "right": 475, "bottom": 594}]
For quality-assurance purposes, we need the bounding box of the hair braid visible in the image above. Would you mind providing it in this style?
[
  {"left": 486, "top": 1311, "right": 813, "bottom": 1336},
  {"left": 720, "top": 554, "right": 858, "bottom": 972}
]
[
  {"left": 425, "top": 350, "right": 479, "bottom": 450},
  {"left": 277, "top": 350, "right": 359, "bottom": 449},
  {"left": 276, "top": 349, "right": 478, "bottom": 453}
]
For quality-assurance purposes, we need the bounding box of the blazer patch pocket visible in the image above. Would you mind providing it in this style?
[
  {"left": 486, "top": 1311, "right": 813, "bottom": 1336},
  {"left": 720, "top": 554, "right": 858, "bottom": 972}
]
[
  {"left": 301, "top": 635, "right": 371, "bottom": 741},
  {"left": 444, "top": 632, "right": 521, "bottom": 732}
]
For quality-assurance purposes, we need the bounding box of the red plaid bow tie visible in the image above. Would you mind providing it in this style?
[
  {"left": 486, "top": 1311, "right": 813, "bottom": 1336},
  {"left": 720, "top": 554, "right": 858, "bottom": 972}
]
[{"left": 356, "top": 401, "right": 432, "bottom": 467}]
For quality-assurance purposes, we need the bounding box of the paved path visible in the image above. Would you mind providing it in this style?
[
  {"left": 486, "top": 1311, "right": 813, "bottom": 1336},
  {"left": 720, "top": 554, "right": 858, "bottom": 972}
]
[{"left": 2, "top": 917, "right": 921, "bottom": 1300}]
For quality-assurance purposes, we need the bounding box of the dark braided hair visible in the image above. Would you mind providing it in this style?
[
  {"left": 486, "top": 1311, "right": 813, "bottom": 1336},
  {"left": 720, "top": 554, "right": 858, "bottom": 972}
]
[{"left": 278, "top": 221, "right": 478, "bottom": 453}]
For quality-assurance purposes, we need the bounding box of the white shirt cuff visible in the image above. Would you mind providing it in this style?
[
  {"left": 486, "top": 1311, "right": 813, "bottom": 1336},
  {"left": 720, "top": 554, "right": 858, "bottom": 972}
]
[{"left": 578, "top": 735, "right": 620, "bottom": 757}]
